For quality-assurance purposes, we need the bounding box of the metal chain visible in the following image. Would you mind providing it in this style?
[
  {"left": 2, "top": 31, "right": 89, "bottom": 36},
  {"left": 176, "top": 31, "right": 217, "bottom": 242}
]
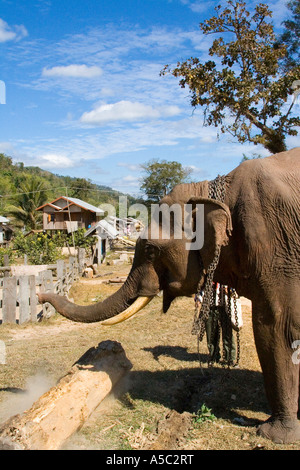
[
  {"left": 192, "top": 245, "right": 221, "bottom": 340},
  {"left": 192, "top": 174, "right": 226, "bottom": 341},
  {"left": 192, "top": 174, "right": 241, "bottom": 368},
  {"left": 231, "top": 288, "right": 241, "bottom": 366},
  {"left": 208, "top": 174, "right": 227, "bottom": 201}
]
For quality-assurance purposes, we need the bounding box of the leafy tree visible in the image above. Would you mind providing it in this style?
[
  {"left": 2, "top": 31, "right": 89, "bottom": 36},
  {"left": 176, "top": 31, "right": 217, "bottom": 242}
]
[
  {"left": 13, "top": 231, "right": 61, "bottom": 264},
  {"left": 240, "top": 153, "right": 262, "bottom": 163},
  {"left": 140, "top": 159, "right": 192, "bottom": 202},
  {"left": 0, "top": 153, "right": 13, "bottom": 174},
  {"left": 279, "top": 0, "right": 300, "bottom": 70},
  {"left": 162, "top": 1, "right": 300, "bottom": 154},
  {"left": 0, "top": 152, "right": 142, "bottom": 226},
  {"left": 69, "top": 178, "right": 95, "bottom": 200},
  {"left": 7, "top": 176, "right": 49, "bottom": 230},
  {"left": 0, "top": 246, "right": 15, "bottom": 266},
  {"left": 0, "top": 176, "right": 14, "bottom": 211}
]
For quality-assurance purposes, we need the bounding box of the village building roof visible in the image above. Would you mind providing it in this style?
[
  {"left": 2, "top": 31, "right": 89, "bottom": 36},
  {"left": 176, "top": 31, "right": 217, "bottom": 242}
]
[
  {"left": 84, "top": 219, "right": 119, "bottom": 239},
  {"left": 36, "top": 196, "right": 104, "bottom": 215}
]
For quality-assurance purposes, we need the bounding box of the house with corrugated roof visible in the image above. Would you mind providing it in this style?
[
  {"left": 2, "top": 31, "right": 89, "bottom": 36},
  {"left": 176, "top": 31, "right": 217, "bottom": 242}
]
[
  {"left": 36, "top": 196, "right": 105, "bottom": 233},
  {"left": 0, "top": 216, "right": 13, "bottom": 244},
  {"left": 84, "top": 219, "right": 119, "bottom": 262}
]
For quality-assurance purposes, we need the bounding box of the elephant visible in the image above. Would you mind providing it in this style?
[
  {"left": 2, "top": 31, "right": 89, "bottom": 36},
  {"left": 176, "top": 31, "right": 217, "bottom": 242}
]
[{"left": 38, "top": 147, "right": 300, "bottom": 444}]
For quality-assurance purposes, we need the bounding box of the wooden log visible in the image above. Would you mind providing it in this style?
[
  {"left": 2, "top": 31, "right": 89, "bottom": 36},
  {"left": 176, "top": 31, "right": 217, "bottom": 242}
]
[{"left": 0, "top": 340, "right": 132, "bottom": 450}]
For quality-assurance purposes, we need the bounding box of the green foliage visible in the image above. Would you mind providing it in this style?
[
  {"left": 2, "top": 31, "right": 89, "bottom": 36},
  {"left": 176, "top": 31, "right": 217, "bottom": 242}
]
[
  {"left": 140, "top": 159, "right": 192, "bottom": 202},
  {"left": 240, "top": 153, "right": 262, "bottom": 162},
  {"left": 7, "top": 175, "right": 49, "bottom": 230},
  {"left": 50, "top": 230, "right": 67, "bottom": 248},
  {"left": 69, "top": 178, "right": 96, "bottom": 200},
  {"left": 12, "top": 229, "right": 96, "bottom": 264},
  {"left": 66, "top": 228, "right": 97, "bottom": 257},
  {"left": 162, "top": 0, "right": 300, "bottom": 154},
  {"left": 193, "top": 404, "right": 216, "bottom": 425},
  {"left": 13, "top": 231, "right": 62, "bottom": 265},
  {"left": 0, "top": 153, "right": 139, "bottom": 225},
  {"left": 0, "top": 246, "right": 15, "bottom": 266},
  {"left": 70, "top": 228, "right": 96, "bottom": 249},
  {"left": 279, "top": 0, "right": 300, "bottom": 70}
]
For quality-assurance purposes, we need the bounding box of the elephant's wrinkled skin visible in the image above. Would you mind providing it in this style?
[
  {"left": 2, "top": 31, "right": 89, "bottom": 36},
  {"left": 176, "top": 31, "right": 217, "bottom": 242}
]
[{"left": 39, "top": 148, "right": 300, "bottom": 444}]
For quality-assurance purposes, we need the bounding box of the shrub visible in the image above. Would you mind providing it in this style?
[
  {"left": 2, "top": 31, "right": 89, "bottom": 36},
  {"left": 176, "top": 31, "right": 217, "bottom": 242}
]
[
  {"left": 0, "top": 246, "right": 15, "bottom": 266},
  {"left": 13, "top": 231, "right": 61, "bottom": 265},
  {"left": 193, "top": 404, "right": 216, "bottom": 425},
  {"left": 12, "top": 229, "right": 96, "bottom": 265}
]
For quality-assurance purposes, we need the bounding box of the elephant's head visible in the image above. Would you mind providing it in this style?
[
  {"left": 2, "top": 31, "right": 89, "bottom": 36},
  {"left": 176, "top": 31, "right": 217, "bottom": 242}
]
[{"left": 38, "top": 183, "right": 233, "bottom": 324}]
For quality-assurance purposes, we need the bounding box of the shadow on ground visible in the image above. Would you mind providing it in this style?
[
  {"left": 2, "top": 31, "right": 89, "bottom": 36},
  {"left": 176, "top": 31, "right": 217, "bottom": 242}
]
[{"left": 117, "top": 344, "right": 271, "bottom": 428}]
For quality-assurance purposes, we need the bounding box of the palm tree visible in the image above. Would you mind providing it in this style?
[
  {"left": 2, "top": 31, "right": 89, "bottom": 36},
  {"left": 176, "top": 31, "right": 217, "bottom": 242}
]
[{"left": 8, "top": 176, "right": 49, "bottom": 230}]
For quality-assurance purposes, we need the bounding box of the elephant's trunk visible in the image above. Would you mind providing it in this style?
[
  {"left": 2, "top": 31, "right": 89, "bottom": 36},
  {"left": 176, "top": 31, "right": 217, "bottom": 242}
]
[{"left": 38, "top": 273, "right": 153, "bottom": 324}]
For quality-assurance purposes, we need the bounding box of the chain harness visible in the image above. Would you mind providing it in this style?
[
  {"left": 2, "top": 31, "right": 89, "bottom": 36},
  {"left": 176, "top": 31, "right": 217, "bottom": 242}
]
[{"left": 192, "top": 175, "right": 241, "bottom": 368}]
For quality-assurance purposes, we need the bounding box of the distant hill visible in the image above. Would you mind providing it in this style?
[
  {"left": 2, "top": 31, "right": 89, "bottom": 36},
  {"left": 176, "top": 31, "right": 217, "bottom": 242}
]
[{"left": 0, "top": 153, "right": 140, "bottom": 216}]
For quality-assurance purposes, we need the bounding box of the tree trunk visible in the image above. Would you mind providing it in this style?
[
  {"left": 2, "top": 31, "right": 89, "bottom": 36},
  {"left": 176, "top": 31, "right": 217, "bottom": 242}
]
[{"left": 0, "top": 341, "right": 132, "bottom": 450}]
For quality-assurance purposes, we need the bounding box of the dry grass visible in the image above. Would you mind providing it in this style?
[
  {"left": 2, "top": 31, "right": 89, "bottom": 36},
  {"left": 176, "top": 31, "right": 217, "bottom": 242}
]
[{"left": 0, "top": 263, "right": 299, "bottom": 450}]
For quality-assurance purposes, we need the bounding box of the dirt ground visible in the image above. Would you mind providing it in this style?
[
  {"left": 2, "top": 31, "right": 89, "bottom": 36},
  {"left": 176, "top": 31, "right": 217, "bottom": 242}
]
[{"left": 0, "top": 262, "right": 299, "bottom": 451}]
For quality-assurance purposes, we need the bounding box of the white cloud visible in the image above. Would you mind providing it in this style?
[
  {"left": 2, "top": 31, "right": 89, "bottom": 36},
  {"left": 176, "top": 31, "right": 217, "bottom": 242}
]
[
  {"left": 181, "top": 0, "right": 215, "bottom": 14},
  {"left": 0, "top": 141, "right": 15, "bottom": 153},
  {"left": 38, "top": 153, "right": 74, "bottom": 168},
  {"left": 118, "top": 162, "right": 141, "bottom": 171},
  {"left": 111, "top": 174, "right": 141, "bottom": 190},
  {"left": 0, "top": 18, "right": 28, "bottom": 42},
  {"left": 123, "top": 174, "right": 140, "bottom": 183},
  {"left": 80, "top": 100, "right": 181, "bottom": 125},
  {"left": 42, "top": 64, "right": 103, "bottom": 78},
  {"left": 188, "top": 164, "right": 204, "bottom": 173},
  {"left": 23, "top": 23, "right": 201, "bottom": 104}
]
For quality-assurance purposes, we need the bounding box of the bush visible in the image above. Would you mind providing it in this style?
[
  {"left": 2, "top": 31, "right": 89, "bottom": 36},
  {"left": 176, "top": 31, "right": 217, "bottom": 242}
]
[
  {"left": 13, "top": 231, "right": 61, "bottom": 265},
  {"left": 69, "top": 229, "right": 97, "bottom": 257},
  {"left": 12, "top": 229, "right": 97, "bottom": 265},
  {"left": 193, "top": 404, "right": 216, "bottom": 425},
  {"left": 0, "top": 246, "right": 15, "bottom": 266}
]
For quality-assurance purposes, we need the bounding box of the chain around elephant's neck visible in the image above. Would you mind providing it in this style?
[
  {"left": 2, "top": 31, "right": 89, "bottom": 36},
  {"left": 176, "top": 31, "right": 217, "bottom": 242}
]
[
  {"left": 192, "top": 174, "right": 227, "bottom": 340},
  {"left": 208, "top": 174, "right": 227, "bottom": 203},
  {"left": 192, "top": 174, "right": 240, "bottom": 367}
]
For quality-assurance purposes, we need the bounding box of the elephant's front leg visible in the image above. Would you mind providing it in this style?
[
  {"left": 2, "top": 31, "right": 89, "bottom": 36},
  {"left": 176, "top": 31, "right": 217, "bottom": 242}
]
[{"left": 252, "top": 299, "right": 300, "bottom": 444}]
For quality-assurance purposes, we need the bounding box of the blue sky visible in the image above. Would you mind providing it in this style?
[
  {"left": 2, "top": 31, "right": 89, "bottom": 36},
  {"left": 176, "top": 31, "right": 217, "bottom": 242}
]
[{"left": 0, "top": 0, "right": 299, "bottom": 196}]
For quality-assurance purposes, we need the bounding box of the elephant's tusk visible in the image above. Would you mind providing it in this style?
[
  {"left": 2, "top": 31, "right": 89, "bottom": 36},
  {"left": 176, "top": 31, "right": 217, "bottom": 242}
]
[{"left": 101, "top": 296, "right": 152, "bottom": 326}]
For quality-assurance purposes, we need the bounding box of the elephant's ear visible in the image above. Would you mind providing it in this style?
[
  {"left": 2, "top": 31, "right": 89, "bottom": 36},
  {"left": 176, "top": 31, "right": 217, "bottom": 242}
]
[{"left": 187, "top": 197, "right": 232, "bottom": 260}]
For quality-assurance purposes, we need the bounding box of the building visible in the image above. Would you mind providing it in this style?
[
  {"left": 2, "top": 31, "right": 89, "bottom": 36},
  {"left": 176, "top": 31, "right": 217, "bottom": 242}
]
[
  {"left": 106, "top": 216, "right": 144, "bottom": 239},
  {"left": 36, "top": 197, "right": 105, "bottom": 233},
  {"left": 84, "top": 219, "right": 119, "bottom": 263},
  {"left": 0, "top": 216, "right": 13, "bottom": 244}
]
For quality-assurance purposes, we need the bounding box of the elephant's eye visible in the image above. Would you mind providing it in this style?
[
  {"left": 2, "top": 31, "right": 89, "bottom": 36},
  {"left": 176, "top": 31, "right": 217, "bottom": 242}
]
[{"left": 145, "top": 243, "right": 159, "bottom": 260}]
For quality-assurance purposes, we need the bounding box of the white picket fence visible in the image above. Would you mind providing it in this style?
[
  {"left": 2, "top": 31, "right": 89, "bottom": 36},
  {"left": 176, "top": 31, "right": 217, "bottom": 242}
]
[{"left": 0, "top": 249, "right": 86, "bottom": 324}]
